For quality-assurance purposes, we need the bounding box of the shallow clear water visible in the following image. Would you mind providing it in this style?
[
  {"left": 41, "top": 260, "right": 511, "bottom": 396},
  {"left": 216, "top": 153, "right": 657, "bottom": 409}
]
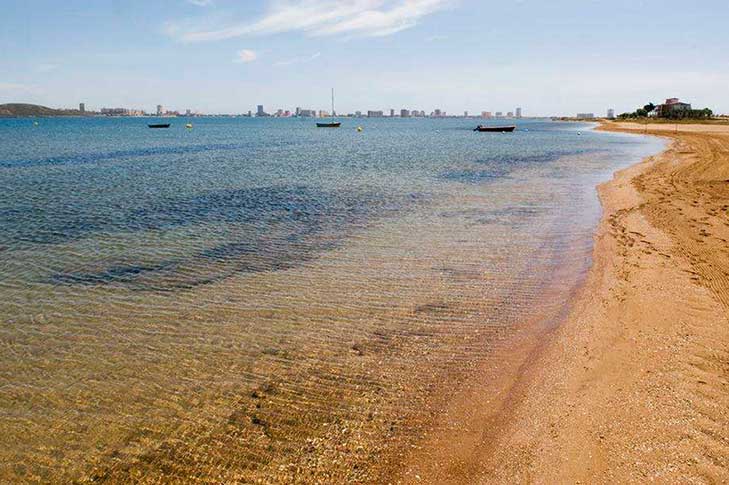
[{"left": 0, "top": 117, "right": 663, "bottom": 482}]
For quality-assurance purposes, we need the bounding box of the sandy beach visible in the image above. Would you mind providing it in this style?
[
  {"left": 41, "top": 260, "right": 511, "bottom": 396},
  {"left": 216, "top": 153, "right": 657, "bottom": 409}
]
[{"left": 394, "top": 122, "right": 729, "bottom": 483}]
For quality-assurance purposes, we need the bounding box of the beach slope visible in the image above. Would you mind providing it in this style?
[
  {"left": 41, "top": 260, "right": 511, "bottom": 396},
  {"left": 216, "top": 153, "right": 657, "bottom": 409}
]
[{"left": 396, "top": 122, "right": 729, "bottom": 483}]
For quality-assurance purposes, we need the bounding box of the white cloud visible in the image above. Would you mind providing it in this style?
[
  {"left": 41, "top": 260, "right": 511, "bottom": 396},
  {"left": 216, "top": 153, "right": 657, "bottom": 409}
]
[
  {"left": 187, "top": 0, "right": 214, "bottom": 6},
  {"left": 312, "top": 0, "right": 451, "bottom": 37},
  {"left": 274, "top": 52, "right": 321, "bottom": 66},
  {"left": 234, "top": 49, "right": 258, "bottom": 63},
  {"left": 171, "top": 0, "right": 454, "bottom": 42}
]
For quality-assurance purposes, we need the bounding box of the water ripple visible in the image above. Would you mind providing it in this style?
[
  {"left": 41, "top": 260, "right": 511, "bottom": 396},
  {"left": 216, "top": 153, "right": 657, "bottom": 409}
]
[{"left": 0, "top": 141, "right": 292, "bottom": 169}]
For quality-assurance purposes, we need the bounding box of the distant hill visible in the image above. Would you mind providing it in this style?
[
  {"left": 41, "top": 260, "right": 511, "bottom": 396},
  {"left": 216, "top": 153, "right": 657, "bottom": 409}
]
[{"left": 0, "top": 103, "right": 85, "bottom": 117}]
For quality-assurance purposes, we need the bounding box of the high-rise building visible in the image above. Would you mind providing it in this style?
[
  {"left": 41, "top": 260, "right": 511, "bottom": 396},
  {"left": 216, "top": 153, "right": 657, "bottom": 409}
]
[
  {"left": 156, "top": 105, "right": 163, "bottom": 116},
  {"left": 400, "top": 109, "right": 410, "bottom": 118},
  {"left": 79, "top": 103, "right": 85, "bottom": 113},
  {"left": 434, "top": 109, "right": 442, "bottom": 117},
  {"left": 481, "top": 111, "right": 492, "bottom": 119},
  {"left": 185, "top": 109, "right": 192, "bottom": 116},
  {"left": 607, "top": 108, "right": 615, "bottom": 119},
  {"left": 390, "top": 108, "right": 395, "bottom": 117},
  {"left": 367, "top": 110, "right": 384, "bottom": 118},
  {"left": 495, "top": 111, "right": 503, "bottom": 118},
  {"left": 507, "top": 111, "right": 514, "bottom": 118},
  {"left": 464, "top": 111, "right": 469, "bottom": 117},
  {"left": 295, "top": 107, "right": 301, "bottom": 116},
  {"left": 516, "top": 107, "right": 522, "bottom": 118},
  {"left": 256, "top": 105, "right": 265, "bottom": 117}
]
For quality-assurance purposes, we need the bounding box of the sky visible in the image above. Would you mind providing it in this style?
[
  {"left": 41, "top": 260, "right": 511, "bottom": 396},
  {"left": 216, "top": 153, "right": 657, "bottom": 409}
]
[{"left": 1, "top": 0, "right": 729, "bottom": 116}]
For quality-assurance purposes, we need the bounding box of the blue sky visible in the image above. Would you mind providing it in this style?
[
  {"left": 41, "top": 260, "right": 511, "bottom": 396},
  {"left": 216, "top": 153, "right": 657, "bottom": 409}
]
[{"left": 2, "top": 0, "right": 728, "bottom": 116}]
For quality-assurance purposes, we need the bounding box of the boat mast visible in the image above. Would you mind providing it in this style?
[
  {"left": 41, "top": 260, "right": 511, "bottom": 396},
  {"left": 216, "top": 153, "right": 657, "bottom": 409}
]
[{"left": 331, "top": 88, "right": 335, "bottom": 117}]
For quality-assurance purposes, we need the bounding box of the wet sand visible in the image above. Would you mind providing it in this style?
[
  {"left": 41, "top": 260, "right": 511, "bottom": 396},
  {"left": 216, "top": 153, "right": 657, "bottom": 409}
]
[{"left": 395, "top": 122, "right": 729, "bottom": 483}]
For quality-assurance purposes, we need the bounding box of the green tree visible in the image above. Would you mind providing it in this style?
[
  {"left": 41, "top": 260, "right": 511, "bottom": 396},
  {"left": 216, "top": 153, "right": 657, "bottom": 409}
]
[{"left": 643, "top": 103, "right": 656, "bottom": 113}]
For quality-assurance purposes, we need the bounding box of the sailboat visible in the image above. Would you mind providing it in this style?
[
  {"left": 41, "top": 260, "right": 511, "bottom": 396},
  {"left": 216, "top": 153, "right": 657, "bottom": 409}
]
[{"left": 316, "top": 88, "right": 341, "bottom": 128}]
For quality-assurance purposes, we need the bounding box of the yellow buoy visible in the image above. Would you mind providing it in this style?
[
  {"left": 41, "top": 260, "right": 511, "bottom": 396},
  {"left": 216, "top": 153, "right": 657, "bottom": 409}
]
[
  {"left": 356, "top": 126, "right": 363, "bottom": 132},
  {"left": 185, "top": 123, "right": 193, "bottom": 129}
]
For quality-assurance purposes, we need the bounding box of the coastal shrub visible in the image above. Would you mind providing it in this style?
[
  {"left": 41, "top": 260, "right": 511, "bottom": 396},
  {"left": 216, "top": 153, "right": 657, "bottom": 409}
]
[
  {"left": 662, "top": 108, "right": 713, "bottom": 120},
  {"left": 618, "top": 104, "right": 713, "bottom": 120}
]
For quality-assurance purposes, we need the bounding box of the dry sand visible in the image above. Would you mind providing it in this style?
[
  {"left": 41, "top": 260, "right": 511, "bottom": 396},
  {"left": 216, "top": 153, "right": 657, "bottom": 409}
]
[{"left": 393, "top": 122, "right": 729, "bottom": 483}]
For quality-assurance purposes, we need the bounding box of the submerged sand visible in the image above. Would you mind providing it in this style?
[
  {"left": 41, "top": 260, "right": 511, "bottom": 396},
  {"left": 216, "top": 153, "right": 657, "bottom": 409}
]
[{"left": 394, "top": 122, "right": 729, "bottom": 483}]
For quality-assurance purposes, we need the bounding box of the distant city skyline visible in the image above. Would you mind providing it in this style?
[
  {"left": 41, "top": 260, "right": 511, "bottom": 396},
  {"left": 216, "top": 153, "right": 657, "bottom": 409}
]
[
  {"left": 1, "top": 0, "right": 728, "bottom": 115},
  {"left": 86, "top": 102, "right": 530, "bottom": 118}
]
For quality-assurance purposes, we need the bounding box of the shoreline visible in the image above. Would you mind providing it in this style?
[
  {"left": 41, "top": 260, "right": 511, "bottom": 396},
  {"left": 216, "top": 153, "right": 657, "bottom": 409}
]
[
  {"left": 392, "top": 122, "right": 729, "bottom": 483},
  {"left": 0, "top": 120, "right": 652, "bottom": 484}
]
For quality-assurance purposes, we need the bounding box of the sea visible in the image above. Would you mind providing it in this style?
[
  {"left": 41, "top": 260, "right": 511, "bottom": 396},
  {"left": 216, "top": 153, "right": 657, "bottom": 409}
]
[{"left": 0, "top": 117, "right": 664, "bottom": 483}]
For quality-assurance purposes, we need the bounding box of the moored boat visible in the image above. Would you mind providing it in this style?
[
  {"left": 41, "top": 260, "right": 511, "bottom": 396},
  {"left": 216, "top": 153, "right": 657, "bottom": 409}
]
[
  {"left": 317, "top": 88, "right": 341, "bottom": 128},
  {"left": 474, "top": 125, "right": 516, "bottom": 132},
  {"left": 148, "top": 123, "right": 171, "bottom": 128}
]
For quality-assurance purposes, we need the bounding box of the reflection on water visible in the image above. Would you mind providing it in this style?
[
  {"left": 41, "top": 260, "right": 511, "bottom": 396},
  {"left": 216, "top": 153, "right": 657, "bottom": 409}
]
[{"left": 0, "top": 118, "right": 664, "bottom": 483}]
